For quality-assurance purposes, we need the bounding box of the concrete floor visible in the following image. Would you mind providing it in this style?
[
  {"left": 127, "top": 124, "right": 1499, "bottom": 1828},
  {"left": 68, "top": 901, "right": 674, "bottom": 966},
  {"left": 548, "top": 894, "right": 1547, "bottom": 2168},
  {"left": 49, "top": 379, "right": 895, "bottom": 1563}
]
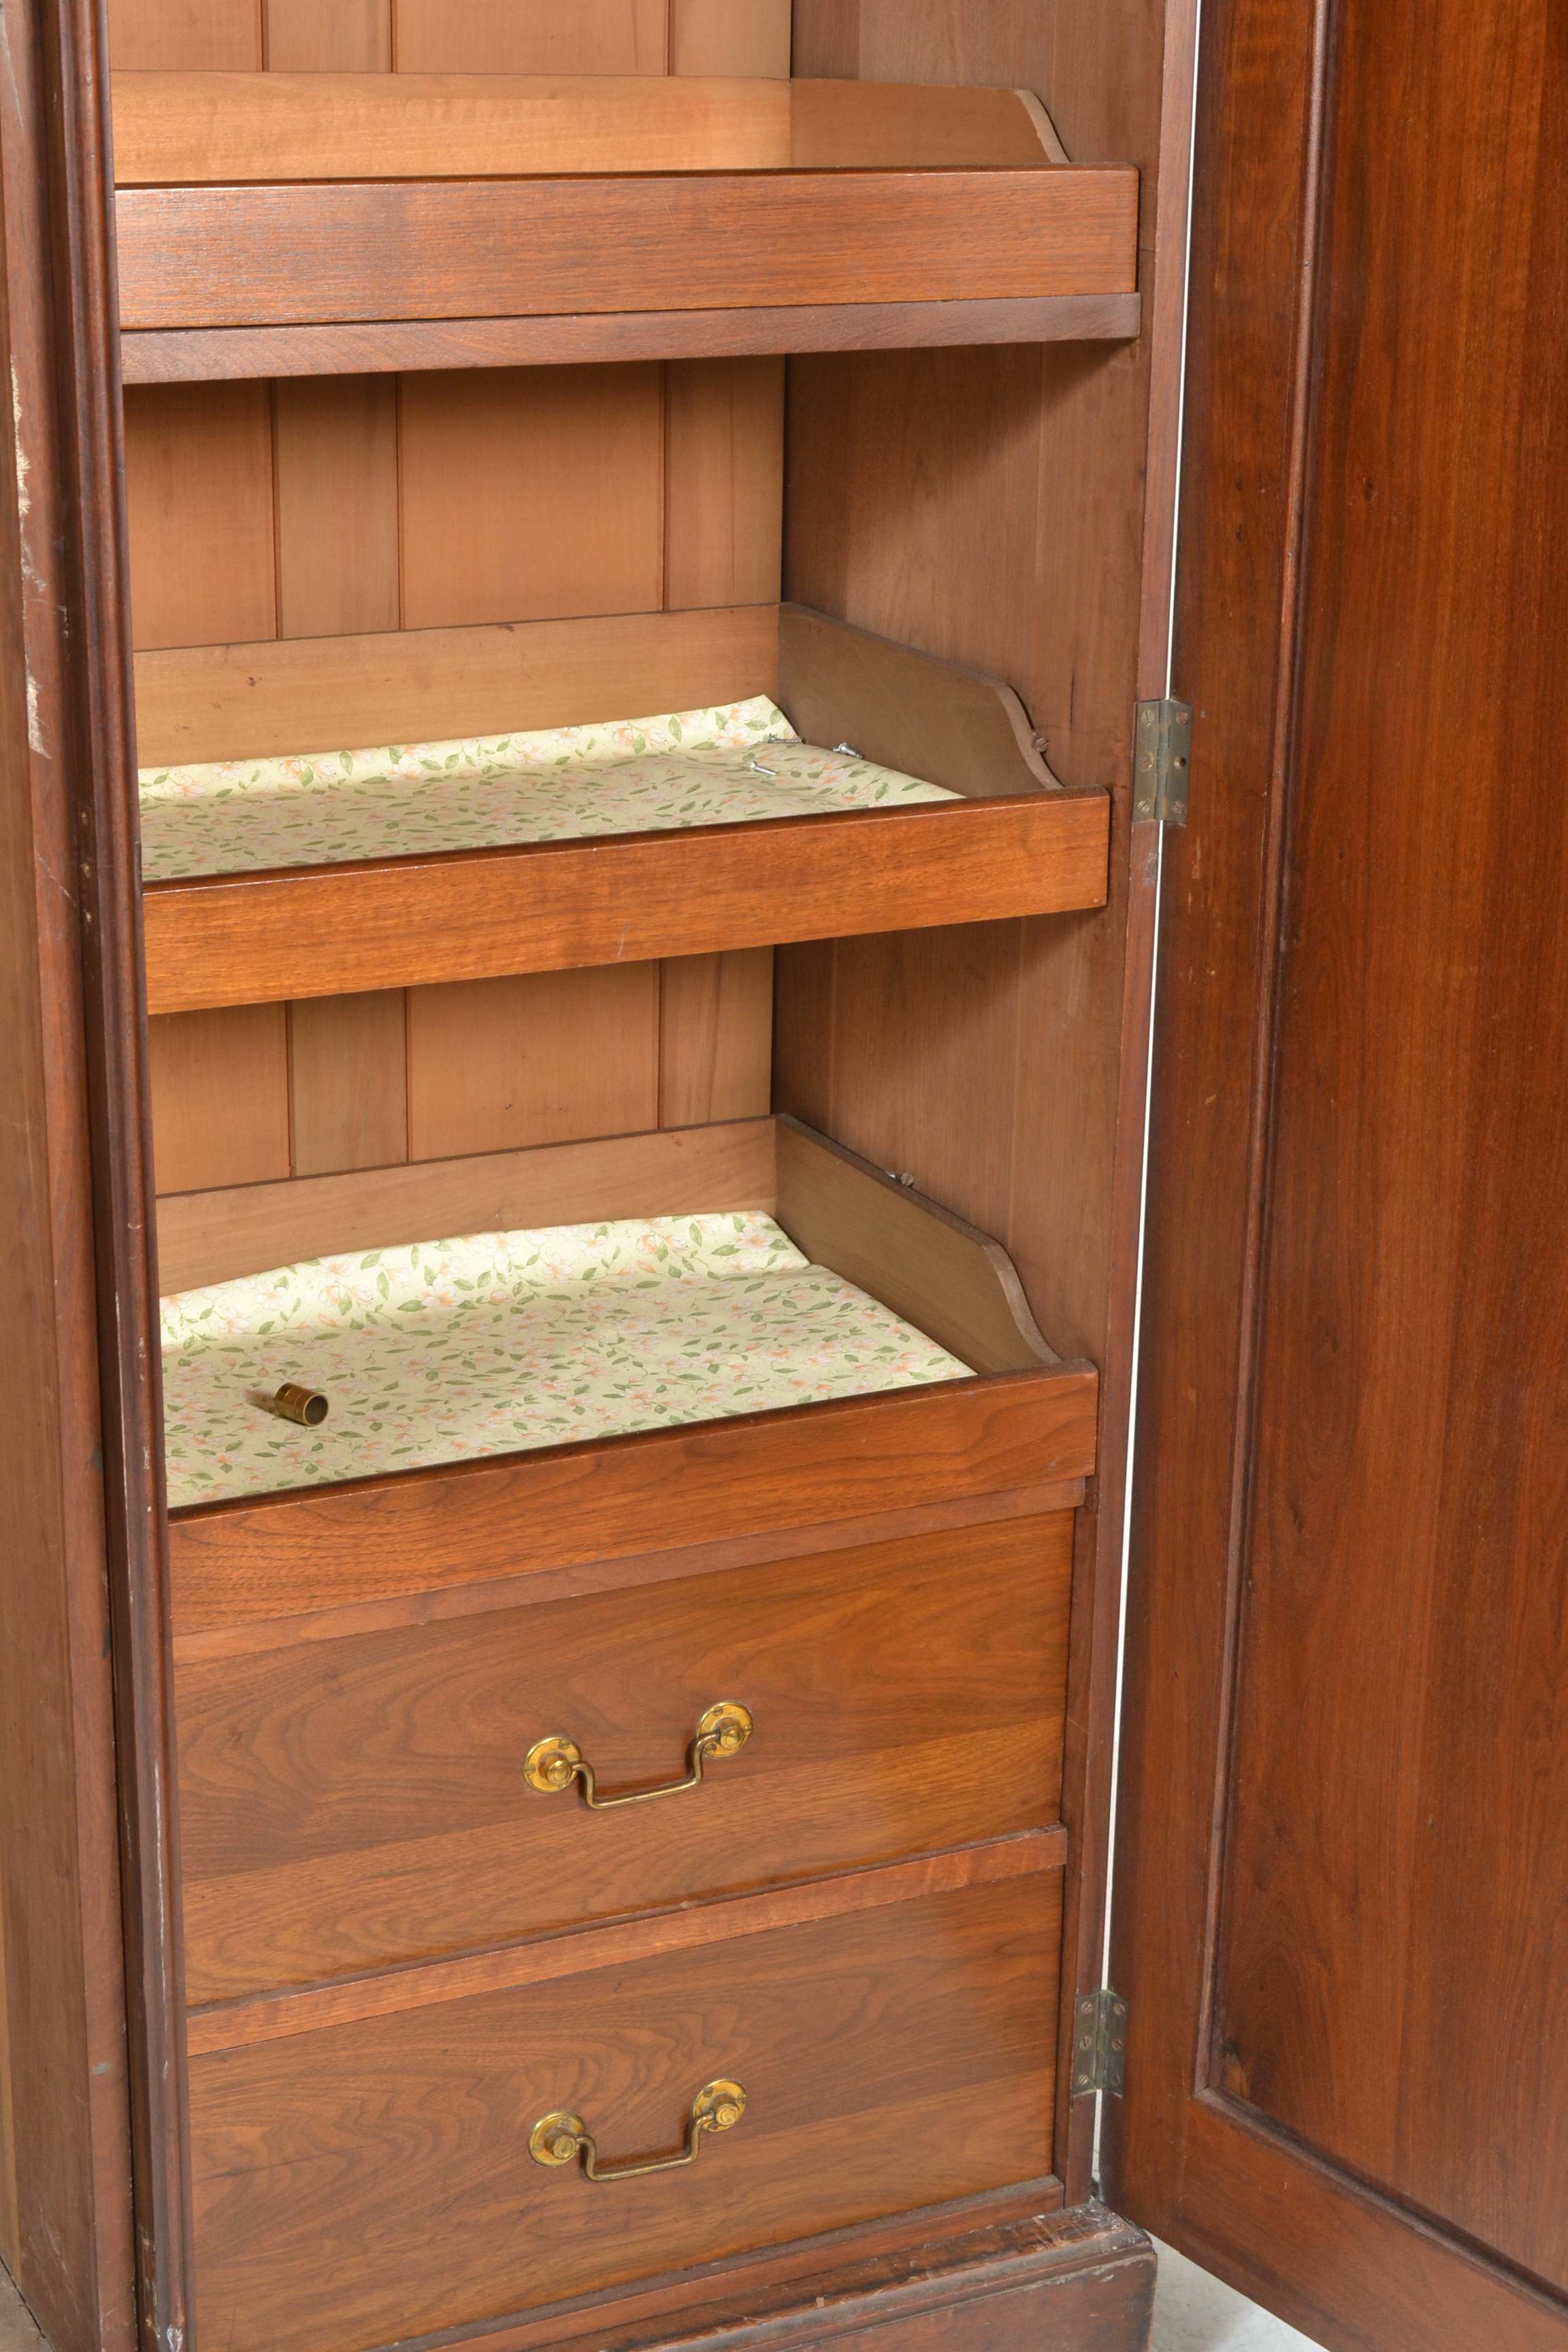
[
  {"left": 1153, "top": 2236, "right": 1324, "bottom": 2350},
  {"left": 3, "top": 2240, "right": 1327, "bottom": 2352},
  {"left": 0, "top": 2268, "right": 42, "bottom": 2352}
]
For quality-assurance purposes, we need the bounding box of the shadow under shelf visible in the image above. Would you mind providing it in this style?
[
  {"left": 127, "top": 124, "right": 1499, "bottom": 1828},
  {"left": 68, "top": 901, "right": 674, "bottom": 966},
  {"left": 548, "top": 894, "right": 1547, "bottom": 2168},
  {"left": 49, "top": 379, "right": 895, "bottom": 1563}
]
[
  {"left": 112, "top": 71, "right": 1141, "bottom": 382},
  {"left": 136, "top": 602, "right": 1111, "bottom": 1017}
]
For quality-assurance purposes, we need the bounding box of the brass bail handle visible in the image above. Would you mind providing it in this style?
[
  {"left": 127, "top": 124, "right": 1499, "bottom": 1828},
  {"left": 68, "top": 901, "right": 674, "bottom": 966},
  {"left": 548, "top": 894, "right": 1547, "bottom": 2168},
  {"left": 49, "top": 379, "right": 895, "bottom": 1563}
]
[
  {"left": 529, "top": 2080, "right": 747, "bottom": 2185},
  {"left": 524, "top": 1701, "right": 753, "bottom": 1811}
]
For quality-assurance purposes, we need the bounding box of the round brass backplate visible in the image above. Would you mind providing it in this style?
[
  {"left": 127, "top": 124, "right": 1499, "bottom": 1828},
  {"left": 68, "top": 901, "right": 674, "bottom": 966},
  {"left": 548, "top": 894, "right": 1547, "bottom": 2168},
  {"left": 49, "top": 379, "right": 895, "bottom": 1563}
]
[
  {"left": 691, "top": 2079, "right": 747, "bottom": 2134},
  {"left": 529, "top": 2110, "right": 587, "bottom": 2166},
  {"left": 524, "top": 1735, "right": 583, "bottom": 1794},
  {"left": 696, "top": 1703, "right": 753, "bottom": 1757}
]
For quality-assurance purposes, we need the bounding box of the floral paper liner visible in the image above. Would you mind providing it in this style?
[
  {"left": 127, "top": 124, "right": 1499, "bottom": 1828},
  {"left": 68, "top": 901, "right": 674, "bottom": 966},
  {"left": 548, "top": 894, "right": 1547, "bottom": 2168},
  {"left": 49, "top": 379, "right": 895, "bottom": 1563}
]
[
  {"left": 161, "top": 1211, "right": 975, "bottom": 1507},
  {"left": 138, "top": 695, "right": 957, "bottom": 881}
]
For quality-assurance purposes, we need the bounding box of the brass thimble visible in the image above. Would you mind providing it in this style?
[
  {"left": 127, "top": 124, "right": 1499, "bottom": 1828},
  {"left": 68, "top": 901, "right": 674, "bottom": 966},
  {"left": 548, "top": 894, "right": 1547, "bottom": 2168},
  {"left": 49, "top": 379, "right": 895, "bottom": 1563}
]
[{"left": 274, "top": 1382, "right": 329, "bottom": 1428}]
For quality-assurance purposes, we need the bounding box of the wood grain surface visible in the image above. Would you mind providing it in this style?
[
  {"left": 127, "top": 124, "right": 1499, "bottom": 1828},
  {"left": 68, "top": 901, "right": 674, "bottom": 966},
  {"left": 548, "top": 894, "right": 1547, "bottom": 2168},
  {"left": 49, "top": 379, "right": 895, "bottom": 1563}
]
[
  {"left": 185, "top": 1875, "right": 1061, "bottom": 2352},
  {"left": 115, "top": 170, "right": 1139, "bottom": 330},
  {"left": 175, "top": 1516, "right": 1073, "bottom": 1999},
  {"left": 450, "top": 2200, "right": 1152, "bottom": 2352},
  {"left": 132, "top": 604, "right": 781, "bottom": 767},
  {"left": 780, "top": 0, "right": 1194, "bottom": 2215},
  {"left": 118, "top": 295, "right": 1145, "bottom": 385},
  {"left": 140, "top": 792, "right": 1108, "bottom": 1015},
  {"left": 109, "top": 75, "right": 1058, "bottom": 184},
  {"left": 155, "top": 1116, "right": 778, "bottom": 1292},
  {"left": 0, "top": 4, "right": 186, "bottom": 2345},
  {"left": 1113, "top": 0, "right": 1568, "bottom": 2335},
  {"left": 167, "top": 1369, "right": 1097, "bottom": 1634},
  {"left": 183, "top": 1835, "right": 1066, "bottom": 2056}
]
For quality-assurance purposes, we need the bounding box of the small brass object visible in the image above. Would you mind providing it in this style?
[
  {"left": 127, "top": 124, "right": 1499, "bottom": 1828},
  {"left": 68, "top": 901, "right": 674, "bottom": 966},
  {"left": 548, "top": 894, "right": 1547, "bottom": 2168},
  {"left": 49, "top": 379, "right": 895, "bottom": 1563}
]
[
  {"left": 274, "top": 1382, "right": 329, "bottom": 1428},
  {"left": 529, "top": 2080, "right": 747, "bottom": 2184},
  {"left": 524, "top": 1701, "right": 752, "bottom": 1810}
]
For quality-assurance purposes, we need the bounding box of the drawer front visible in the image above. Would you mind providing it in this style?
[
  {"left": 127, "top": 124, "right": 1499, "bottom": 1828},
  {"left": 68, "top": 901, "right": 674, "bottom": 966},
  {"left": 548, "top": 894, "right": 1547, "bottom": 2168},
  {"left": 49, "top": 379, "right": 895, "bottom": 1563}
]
[
  {"left": 189, "top": 1871, "right": 1061, "bottom": 2352},
  {"left": 177, "top": 1513, "right": 1072, "bottom": 2000}
]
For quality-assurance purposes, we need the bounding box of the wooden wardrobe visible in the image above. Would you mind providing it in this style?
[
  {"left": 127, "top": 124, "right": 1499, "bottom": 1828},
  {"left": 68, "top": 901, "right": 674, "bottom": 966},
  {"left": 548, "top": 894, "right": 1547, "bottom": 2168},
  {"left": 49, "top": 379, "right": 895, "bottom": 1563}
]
[{"left": 3, "top": 3, "right": 1565, "bottom": 2352}]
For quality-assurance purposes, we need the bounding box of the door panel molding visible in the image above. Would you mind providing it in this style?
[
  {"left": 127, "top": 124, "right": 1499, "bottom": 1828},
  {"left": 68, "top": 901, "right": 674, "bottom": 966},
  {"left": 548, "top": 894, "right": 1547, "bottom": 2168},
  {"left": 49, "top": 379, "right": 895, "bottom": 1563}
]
[{"left": 1111, "top": 0, "right": 1568, "bottom": 2338}]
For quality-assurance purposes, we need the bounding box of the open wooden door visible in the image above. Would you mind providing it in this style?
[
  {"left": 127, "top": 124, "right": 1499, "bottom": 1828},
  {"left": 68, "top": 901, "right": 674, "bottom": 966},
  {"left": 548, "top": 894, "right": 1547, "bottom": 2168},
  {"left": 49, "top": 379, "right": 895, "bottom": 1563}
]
[{"left": 1109, "top": 0, "right": 1568, "bottom": 2346}]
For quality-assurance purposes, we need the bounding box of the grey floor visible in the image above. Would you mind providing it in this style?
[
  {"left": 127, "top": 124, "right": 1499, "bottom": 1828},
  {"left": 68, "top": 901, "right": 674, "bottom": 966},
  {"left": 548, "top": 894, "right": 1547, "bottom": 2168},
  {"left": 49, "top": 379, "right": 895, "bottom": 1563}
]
[
  {"left": 0, "top": 2268, "right": 42, "bottom": 2352},
  {"left": 1153, "top": 2236, "right": 1324, "bottom": 2351},
  {"left": 2, "top": 2239, "right": 1325, "bottom": 2351}
]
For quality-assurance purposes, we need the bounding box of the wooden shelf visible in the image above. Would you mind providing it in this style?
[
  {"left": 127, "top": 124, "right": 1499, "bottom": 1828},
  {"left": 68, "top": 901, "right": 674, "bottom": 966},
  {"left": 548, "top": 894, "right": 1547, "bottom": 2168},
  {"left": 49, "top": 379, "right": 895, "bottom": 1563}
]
[
  {"left": 136, "top": 603, "right": 1111, "bottom": 1018},
  {"left": 112, "top": 74, "right": 1141, "bottom": 379},
  {"left": 157, "top": 1114, "right": 1098, "bottom": 1584}
]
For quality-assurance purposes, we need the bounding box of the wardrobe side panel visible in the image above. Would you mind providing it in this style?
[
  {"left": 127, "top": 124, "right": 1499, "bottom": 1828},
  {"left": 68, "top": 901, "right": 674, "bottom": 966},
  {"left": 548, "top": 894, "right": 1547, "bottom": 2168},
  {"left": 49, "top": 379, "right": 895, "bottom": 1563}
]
[
  {"left": 0, "top": 44, "right": 136, "bottom": 2336},
  {"left": 781, "top": 0, "right": 1183, "bottom": 2217}
]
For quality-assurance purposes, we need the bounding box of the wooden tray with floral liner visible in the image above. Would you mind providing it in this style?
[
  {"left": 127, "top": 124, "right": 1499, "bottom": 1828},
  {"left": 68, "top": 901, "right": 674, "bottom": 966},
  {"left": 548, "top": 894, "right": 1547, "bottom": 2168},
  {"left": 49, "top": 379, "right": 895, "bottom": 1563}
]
[{"left": 135, "top": 604, "right": 1111, "bottom": 1015}]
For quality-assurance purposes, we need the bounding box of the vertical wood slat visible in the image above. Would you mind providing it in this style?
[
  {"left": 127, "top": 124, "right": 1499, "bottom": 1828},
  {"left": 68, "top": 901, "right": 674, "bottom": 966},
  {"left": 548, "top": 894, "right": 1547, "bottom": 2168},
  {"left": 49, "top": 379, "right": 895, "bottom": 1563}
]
[
  {"left": 265, "top": 0, "right": 391, "bottom": 70},
  {"left": 274, "top": 376, "right": 399, "bottom": 639},
  {"left": 105, "top": 0, "right": 262, "bottom": 69},
  {"left": 405, "top": 966, "right": 661, "bottom": 1161},
  {"left": 288, "top": 992, "right": 408, "bottom": 1176},
  {"left": 147, "top": 1006, "right": 291, "bottom": 1198},
  {"left": 123, "top": 381, "right": 276, "bottom": 652},
  {"left": 397, "top": 366, "right": 665, "bottom": 631},
  {"left": 390, "top": 0, "right": 667, "bottom": 73},
  {"left": 668, "top": 0, "right": 792, "bottom": 75},
  {"left": 665, "top": 358, "right": 785, "bottom": 610},
  {"left": 659, "top": 948, "right": 774, "bottom": 1127}
]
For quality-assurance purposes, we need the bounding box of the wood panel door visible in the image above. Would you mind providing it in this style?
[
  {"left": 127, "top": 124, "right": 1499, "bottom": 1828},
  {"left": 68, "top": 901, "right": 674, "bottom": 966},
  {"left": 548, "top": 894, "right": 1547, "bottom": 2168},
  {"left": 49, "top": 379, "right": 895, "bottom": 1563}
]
[{"left": 1112, "top": 0, "right": 1568, "bottom": 2347}]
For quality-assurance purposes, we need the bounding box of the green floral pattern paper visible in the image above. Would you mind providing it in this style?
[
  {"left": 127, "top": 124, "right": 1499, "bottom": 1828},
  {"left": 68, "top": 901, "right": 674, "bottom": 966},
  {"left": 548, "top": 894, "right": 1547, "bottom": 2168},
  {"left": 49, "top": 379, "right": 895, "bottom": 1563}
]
[
  {"left": 160, "top": 1211, "right": 974, "bottom": 1507},
  {"left": 138, "top": 696, "right": 956, "bottom": 881}
]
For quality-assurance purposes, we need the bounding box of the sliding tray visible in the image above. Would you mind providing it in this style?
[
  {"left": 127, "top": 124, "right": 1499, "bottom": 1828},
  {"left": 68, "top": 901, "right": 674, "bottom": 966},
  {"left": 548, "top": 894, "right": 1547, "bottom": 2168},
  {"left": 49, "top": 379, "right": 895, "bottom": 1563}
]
[
  {"left": 136, "top": 604, "right": 1111, "bottom": 1015},
  {"left": 158, "top": 1113, "right": 1098, "bottom": 1640},
  {"left": 113, "top": 74, "right": 1141, "bottom": 382}
]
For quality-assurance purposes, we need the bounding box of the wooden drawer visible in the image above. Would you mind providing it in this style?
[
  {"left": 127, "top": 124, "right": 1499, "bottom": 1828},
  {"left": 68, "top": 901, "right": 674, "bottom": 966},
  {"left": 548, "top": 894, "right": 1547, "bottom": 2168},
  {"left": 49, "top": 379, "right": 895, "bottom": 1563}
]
[
  {"left": 187, "top": 1863, "right": 1062, "bottom": 2352},
  {"left": 176, "top": 1512, "right": 1073, "bottom": 2001}
]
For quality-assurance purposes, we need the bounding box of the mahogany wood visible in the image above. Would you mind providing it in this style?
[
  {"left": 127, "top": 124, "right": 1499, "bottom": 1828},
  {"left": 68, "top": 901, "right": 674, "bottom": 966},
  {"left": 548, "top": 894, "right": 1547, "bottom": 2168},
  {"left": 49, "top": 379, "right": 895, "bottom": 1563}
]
[
  {"left": 175, "top": 1516, "right": 1073, "bottom": 1999},
  {"left": 389, "top": 0, "right": 666, "bottom": 76},
  {"left": 777, "top": 604, "right": 1056, "bottom": 800},
  {"left": 774, "top": 1122, "right": 1058, "bottom": 1377},
  {"left": 403, "top": 961, "right": 661, "bottom": 1160},
  {"left": 0, "top": 3, "right": 180, "bottom": 2346},
  {"left": 169, "top": 1484, "right": 1087, "bottom": 1669},
  {"left": 155, "top": 1117, "right": 779, "bottom": 1293},
  {"left": 132, "top": 605, "right": 781, "bottom": 768},
  {"left": 118, "top": 295, "right": 1144, "bottom": 386},
  {"left": 145, "top": 1003, "right": 290, "bottom": 1193},
  {"left": 184, "top": 1875, "right": 1062, "bottom": 2352},
  {"left": 166, "top": 1372, "right": 1098, "bottom": 1634},
  {"left": 450, "top": 2201, "right": 1153, "bottom": 2352},
  {"left": 1113, "top": 0, "right": 1568, "bottom": 2336},
  {"left": 140, "top": 794, "right": 1108, "bottom": 1015},
  {"left": 109, "top": 75, "right": 1058, "bottom": 183},
  {"left": 657, "top": 950, "right": 774, "bottom": 1129},
  {"left": 781, "top": 0, "right": 1197, "bottom": 2215},
  {"left": 286, "top": 990, "right": 407, "bottom": 1178},
  {"left": 184, "top": 1833, "right": 1066, "bottom": 2055},
  {"left": 114, "top": 171, "right": 1139, "bottom": 331}
]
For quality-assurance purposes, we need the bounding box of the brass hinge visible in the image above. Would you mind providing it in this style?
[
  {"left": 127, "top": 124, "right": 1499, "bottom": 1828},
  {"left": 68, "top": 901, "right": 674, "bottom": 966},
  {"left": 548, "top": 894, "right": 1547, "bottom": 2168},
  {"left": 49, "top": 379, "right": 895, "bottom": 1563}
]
[
  {"left": 1071, "top": 1988, "right": 1128, "bottom": 2098},
  {"left": 1132, "top": 698, "right": 1192, "bottom": 825}
]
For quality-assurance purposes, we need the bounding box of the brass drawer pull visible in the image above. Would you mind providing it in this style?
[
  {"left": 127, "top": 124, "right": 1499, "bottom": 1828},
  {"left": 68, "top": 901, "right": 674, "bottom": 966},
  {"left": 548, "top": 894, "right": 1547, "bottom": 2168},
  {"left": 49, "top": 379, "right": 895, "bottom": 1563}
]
[
  {"left": 529, "top": 2079, "right": 747, "bottom": 2184},
  {"left": 524, "top": 1701, "right": 752, "bottom": 1810}
]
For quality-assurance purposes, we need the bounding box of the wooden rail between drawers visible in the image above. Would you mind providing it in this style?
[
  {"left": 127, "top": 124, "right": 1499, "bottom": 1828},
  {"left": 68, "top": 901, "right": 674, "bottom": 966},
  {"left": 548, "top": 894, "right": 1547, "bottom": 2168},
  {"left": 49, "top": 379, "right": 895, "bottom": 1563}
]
[{"left": 184, "top": 1829, "right": 1067, "bottom": 2054}]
